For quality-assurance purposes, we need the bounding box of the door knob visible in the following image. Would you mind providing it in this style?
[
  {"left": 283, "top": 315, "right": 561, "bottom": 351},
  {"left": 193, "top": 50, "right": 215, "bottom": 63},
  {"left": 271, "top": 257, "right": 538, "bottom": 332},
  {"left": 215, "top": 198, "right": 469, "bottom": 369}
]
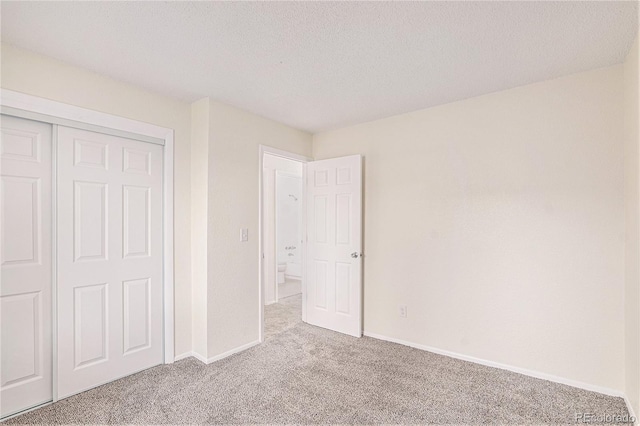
[{"left": 351, "top": 252, "right": 361, "bottom": 258}]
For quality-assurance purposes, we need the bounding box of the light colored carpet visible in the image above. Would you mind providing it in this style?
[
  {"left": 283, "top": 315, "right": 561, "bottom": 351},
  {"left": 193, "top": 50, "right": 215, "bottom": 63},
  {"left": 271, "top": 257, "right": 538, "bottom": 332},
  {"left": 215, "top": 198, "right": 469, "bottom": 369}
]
[
  {"left": 264, "top": 293, "right": 302, "bottom": 338},
  {"left": 7, "top": 294, "right": 629, "bottom": 424}
]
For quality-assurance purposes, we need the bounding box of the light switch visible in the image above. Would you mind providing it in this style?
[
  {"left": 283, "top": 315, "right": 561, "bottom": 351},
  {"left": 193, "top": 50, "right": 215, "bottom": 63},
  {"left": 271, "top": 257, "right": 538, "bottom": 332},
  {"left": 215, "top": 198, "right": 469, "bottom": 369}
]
[{"left": 240, "top": 228, "right": 248, "bottom": 242}]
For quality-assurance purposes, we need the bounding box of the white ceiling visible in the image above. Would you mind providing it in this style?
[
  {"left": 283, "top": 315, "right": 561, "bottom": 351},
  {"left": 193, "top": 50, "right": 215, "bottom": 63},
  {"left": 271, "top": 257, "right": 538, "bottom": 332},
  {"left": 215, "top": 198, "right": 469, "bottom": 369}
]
[{"left": 1, "top": 1, "right": 638, "bottom": 133}]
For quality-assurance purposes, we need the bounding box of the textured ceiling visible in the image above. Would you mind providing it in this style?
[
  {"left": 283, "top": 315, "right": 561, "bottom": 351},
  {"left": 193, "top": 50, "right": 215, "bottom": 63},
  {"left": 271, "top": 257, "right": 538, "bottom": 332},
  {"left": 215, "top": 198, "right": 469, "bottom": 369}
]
[{"left": 1, "top": 1, "right": 638, "bottom": 132}]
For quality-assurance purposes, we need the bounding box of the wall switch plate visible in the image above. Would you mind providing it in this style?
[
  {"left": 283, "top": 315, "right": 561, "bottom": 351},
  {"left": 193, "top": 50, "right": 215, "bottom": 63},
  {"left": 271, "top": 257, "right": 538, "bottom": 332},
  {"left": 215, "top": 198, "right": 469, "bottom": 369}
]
[
  {"left": 240, "top": 228, "right": 248, "bottom": 242},
  {"left": 399, "top": 305, "right": 407, "bottom": 318}
]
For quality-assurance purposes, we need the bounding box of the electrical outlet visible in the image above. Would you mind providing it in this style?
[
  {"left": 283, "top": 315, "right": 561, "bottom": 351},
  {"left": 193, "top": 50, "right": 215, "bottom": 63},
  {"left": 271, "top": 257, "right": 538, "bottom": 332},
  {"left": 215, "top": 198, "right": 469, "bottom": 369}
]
[
  {"left": 399, "top": 305, "right": 407, "bottom": 318},
  {"left": 240, "top": 228, "right": 248, "bottom": 242}
]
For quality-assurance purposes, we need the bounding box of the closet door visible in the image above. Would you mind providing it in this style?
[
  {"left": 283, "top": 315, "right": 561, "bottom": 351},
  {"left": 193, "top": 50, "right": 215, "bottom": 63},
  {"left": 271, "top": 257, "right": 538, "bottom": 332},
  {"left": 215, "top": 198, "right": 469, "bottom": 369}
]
[
  {"left": 0, "top": 115, "right": 53, "bottom": 418},
  {"left": 56, "top": 127, "right": 163, "bottom": 399}
]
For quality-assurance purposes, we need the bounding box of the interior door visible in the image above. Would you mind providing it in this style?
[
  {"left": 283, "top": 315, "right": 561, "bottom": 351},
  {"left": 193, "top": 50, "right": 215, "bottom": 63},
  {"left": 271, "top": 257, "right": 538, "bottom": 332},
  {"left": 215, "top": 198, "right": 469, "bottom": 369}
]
[
  {"left": 56, "top": 126, "right": 163, "bottom": 399},
  {"left": 306, "top": 155, "right": 362, "bottom": 337},
  {"left": 0, "top": 115, "right": 53, "bottom": 417}
]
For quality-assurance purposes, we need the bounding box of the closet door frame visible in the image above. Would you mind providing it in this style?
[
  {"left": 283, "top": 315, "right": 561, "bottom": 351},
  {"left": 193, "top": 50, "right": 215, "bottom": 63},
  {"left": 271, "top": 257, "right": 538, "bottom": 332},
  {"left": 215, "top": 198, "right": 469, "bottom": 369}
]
[{"left": 0, "top": 89, "right": 175, "bottom": 403}]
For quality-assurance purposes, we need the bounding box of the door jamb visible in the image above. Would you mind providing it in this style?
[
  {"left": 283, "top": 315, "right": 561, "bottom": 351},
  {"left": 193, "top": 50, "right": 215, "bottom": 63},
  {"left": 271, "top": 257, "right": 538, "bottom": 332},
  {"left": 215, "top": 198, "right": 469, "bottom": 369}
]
[
  {"left": 0, "top": 89, "right": 176, "bottom": 371},
  {"left": 258, "top": 145, "right": 311, "bottom": 342}
]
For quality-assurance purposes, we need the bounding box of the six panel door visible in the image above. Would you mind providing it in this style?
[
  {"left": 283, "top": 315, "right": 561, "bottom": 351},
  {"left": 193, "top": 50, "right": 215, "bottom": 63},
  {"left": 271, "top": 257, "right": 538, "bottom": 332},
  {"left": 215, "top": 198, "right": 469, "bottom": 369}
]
[
  {"left": 56, "top": 126, "right": 163, "bottom": 399},
  {"left": 306, "top": 155, "right": 362, "bottom": 337},
  {"left": 0, "top": 115, "right": 53, "bottom": 418}
]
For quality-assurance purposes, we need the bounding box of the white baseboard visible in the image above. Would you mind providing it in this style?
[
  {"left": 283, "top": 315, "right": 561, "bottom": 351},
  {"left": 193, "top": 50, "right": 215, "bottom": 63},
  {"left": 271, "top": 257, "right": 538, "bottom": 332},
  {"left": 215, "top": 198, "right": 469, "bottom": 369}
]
[
  {"left": 185, "top": 340, "right": 261, "bottom": 365},
  {"left": 173, "top": 351, "right": 193, "bottom": 362},
  {"left": 205, "top": 340, "right": 261, "bottom": 363},
  {"left": 364, "top": 331, "right": 624, "bottom": 398},
  {"left": 191, "top": 351, "right": 208, "bottom": 364}
]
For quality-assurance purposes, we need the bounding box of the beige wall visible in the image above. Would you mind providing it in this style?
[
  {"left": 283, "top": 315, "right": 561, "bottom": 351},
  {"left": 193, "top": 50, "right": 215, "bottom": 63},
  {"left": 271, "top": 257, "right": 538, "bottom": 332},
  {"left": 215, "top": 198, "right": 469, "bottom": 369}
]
[
  {"left": 0, "top": 43, "right": 194, "bottom": 356},
  {"left": 206, "top": 100, "right": 312, "bottom": 357},
  {"left": 625, "top": 34, "right": 640, "bottom": 415},
  {"left": 189, "top": 98, "right": 312, "bottom": 360},
  {"left": 313, "top": 65, "right": 625, "bottom": 392}
]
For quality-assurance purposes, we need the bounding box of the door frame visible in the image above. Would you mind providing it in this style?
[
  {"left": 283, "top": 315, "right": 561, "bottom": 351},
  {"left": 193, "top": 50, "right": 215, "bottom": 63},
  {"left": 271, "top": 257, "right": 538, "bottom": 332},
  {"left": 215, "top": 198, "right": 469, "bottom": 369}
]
[
  {"left": 0, "top": 91, "right": 175, "bottom": 375},
  {"left": 258, "top": 145, "right": 310, "bottom": 342}
]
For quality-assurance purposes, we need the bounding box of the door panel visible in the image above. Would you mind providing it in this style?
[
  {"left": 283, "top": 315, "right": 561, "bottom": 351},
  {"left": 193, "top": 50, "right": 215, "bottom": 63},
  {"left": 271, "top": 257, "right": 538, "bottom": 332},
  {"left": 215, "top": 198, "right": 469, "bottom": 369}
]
[
  {"left": 73, "top": 283, "right": 108, "bottom": 368},
  {"left": 306, "top": 155, "right": 362, "bottom": 337},
  {"left": 0, "top": 115, "right": 52, "bottom": 418},
  {"left": 73, "top": 181, "right": 107, "bottom": 261},
  {"left": 57, "top": 127, "right": 163, "bottom": 399}
]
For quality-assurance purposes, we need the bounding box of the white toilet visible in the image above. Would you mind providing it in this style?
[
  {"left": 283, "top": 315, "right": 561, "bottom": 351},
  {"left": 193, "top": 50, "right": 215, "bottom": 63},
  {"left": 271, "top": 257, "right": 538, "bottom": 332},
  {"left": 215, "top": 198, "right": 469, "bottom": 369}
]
[{"left": 277, "top": 263, "right": 286, "bottom": 284}]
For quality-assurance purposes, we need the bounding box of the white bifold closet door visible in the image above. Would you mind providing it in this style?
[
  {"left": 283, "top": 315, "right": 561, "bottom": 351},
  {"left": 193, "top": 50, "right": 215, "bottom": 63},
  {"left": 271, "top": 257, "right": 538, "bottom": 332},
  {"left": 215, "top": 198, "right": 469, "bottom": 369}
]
[
  {"left": 56, "top": 126, "right": 163, "bottom": 399},
  {"left": 0, "top": 115, "right": 53, "bottom": 418}
]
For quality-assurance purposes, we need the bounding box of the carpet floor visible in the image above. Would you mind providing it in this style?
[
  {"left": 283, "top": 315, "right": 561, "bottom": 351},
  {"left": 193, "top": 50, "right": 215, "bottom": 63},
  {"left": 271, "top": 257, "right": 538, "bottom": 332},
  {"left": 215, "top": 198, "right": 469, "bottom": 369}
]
[
  {"left": 264, "top": 293, "right": 303, "bottom": 338},
  {"left": 7, "top": 293, "right": 630, "bottom": 424}
]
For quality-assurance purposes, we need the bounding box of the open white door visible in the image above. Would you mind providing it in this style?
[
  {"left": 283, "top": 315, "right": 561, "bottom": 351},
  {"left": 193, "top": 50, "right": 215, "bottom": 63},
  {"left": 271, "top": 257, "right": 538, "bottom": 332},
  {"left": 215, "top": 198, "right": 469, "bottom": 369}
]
[{"left": 306, "top": 155, "right": 362, "bottom": 337}]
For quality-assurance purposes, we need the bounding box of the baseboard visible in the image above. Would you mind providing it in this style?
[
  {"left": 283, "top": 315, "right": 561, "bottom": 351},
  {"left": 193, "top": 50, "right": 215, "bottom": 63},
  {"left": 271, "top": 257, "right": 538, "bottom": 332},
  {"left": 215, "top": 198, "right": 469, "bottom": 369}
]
[
  {"left": 364, "top": 331, "right": 624, "bottom": 398},
  {"left": 205, "top": 340, "right": 261, "bottom": 363},
  {"left": 185, "top": 340, "right": 261, "bottom": 365},
  {"left": 173, "top": 351, "right": 193, "bottom": 362},
  {"left": 191, "top": 351, "right": 208, "bottom": 364}
]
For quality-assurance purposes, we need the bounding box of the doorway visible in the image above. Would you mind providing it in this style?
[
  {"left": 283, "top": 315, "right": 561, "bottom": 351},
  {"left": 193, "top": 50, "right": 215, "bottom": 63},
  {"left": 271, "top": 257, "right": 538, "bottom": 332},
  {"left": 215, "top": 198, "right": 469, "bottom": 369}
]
[
  {"left": 258, "top": 146, "right": 364, "bottom": 342},
  {"left": 259, "top": 147, "right": 309, "bottom": 341}
]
